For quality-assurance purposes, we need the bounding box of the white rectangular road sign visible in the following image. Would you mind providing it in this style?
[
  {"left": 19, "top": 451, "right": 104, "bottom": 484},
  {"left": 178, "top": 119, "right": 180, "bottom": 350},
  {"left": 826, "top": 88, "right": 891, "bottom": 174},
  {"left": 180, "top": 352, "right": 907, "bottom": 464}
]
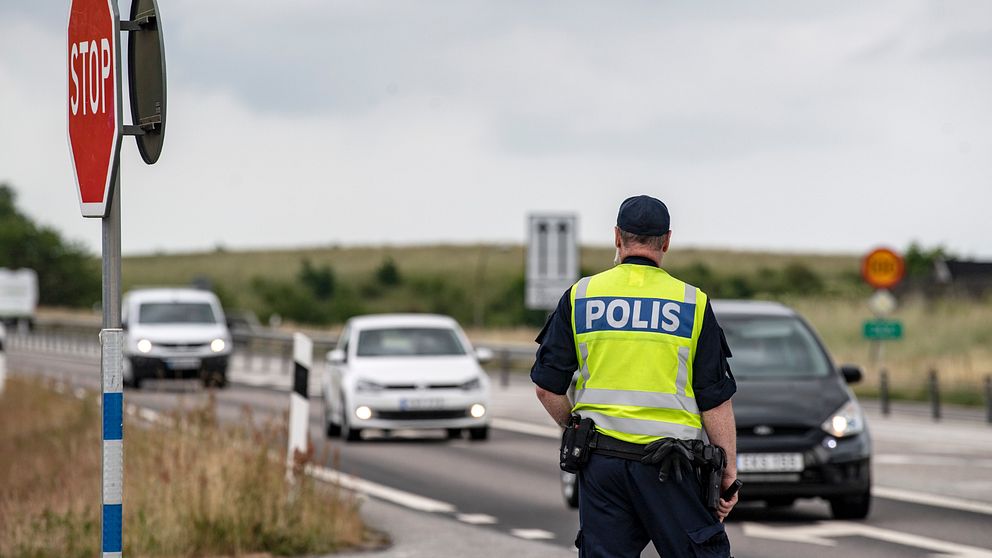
[{"left": 526, "top": 214, "right": 579, "bottom": 310}]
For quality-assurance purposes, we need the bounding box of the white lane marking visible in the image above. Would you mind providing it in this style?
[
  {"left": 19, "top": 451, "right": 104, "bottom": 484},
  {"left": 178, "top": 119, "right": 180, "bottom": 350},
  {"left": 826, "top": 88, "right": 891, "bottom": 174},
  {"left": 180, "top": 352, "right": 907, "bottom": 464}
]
[
  {"left": 306, "top": 464, "right": 457, "bottom": 514},
  {"left": 511, "top": 528, "right": 556, "bottom": 540},
  {"left": 457, "top": 513, "right": 498, "bottom": 525},
  {"left": 877, "top": 453, "right": 992, "bottom": 468},
  {"left": 874, "top": 485, "right": 992, "bottom": 516},
  {"left": 743, "top": 521, "right": 992, "bottom": 557},
  {"left": 492, "top": 417, "right": 560, "bottom": 439}
]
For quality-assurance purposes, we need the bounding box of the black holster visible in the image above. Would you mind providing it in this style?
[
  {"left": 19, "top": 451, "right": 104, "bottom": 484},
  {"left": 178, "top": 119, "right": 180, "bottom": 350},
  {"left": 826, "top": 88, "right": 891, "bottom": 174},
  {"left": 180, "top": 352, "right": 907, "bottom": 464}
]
[
  {"left": 560, "top": 415, "right": 596, "bottom": 473},
  {"left": 641, "top": 438, "right": 728, "bottom": 512}
]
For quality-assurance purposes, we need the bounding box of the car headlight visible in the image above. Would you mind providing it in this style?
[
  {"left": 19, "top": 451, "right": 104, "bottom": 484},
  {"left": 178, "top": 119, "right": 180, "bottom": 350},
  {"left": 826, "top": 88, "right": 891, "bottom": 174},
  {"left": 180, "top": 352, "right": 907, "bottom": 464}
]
[
  {"left": 470, "top": 404, "right": 486, "bottom": 418},
  {"left": 210, "top": 338, "right": 226, "bottom": 353},
  {"left": 821, "top": 400, "right": 865, "bottom": 438},
  {"left": 355, "top": 379, "right": 384, "bottom": 392},
  {"left": 355, "top": 406, "right": 373, "bottom": 420},
  {"left": 136, "top": 339, "right": 152, "bottom": 353},
  {"left": 461, "top": 377, "right": 481, "bottom": 391}
]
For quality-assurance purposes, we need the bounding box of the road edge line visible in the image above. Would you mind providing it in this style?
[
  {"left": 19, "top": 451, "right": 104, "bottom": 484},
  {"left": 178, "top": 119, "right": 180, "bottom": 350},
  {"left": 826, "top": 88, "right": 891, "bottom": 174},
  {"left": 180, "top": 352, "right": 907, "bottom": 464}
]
[
  {"left": 874, "top": 485, "right": 992, "bottom": 516},
  {"left": 492, "top": 417, "right": 560, "bottom": 439}
]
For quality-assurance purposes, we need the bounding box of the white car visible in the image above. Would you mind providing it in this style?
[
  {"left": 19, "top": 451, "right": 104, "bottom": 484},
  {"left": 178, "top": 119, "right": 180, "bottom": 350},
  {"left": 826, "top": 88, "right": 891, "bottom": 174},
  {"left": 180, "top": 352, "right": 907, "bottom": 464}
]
[
  {"left": 322, "top": 314, "right": 493, "bottom": 442},
  {"left": 122, "top": 288, "right": 233, "bottom": 389}
]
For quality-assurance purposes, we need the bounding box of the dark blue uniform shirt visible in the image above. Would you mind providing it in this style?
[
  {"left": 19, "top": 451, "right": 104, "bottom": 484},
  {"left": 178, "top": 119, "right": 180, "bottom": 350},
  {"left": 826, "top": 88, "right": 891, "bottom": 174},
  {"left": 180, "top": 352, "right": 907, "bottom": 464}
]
[{"left": 530, "top": 256, "right": 736, "bottom": 412}]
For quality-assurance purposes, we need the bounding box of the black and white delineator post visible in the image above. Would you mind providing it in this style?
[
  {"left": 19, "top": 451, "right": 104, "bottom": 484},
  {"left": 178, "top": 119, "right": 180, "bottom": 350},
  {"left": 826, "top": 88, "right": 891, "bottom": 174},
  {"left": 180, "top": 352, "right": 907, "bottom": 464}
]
[{"left": 287, "top": 333, "right": 312, "bottom": 469}]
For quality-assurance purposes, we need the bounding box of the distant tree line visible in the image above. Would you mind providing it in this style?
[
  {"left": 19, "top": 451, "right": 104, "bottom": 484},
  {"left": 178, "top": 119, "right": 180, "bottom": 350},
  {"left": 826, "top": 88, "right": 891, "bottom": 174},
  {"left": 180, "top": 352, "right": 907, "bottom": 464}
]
[
  {"left": 242, "top": 256, "right": 866, "bottom": 328},
  {"left": 0, "top": 184, "right": 100, "bottom": 307}
]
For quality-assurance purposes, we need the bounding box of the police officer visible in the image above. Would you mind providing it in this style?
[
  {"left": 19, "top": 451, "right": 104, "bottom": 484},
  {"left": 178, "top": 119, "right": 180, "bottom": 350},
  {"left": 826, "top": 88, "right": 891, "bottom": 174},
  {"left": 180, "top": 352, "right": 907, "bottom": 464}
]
[{"left": 532, "top": 195, "right": 739, "bottom": 558}]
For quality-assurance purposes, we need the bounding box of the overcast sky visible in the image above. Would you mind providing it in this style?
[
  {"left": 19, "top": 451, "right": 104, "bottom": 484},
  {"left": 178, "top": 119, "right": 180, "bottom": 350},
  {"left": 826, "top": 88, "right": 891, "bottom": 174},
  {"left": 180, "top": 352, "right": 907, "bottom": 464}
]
[{"left": 1, "top": 1, "right": 990, "bottom": 257}]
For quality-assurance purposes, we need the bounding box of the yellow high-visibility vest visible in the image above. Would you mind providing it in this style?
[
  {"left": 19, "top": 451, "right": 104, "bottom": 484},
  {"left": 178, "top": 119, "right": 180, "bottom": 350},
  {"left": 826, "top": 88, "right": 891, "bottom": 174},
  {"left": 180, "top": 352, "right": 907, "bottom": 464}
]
[{"left": 570, "top": 263, "right": 707, "bottom": 444}]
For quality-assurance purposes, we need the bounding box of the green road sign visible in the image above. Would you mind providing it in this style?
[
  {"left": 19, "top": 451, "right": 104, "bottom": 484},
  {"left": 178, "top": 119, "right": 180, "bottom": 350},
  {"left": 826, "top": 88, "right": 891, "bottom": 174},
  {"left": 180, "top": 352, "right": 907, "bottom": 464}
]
[{"left": 863, "top": 319, "right": 903, "bottom": 340}]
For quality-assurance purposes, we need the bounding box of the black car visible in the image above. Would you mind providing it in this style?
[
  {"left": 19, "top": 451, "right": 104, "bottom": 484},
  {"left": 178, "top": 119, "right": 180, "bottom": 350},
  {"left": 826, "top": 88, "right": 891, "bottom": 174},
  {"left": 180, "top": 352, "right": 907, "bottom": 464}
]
[{"left": 561, "top": 300, "right": 871, "bottom": 519}]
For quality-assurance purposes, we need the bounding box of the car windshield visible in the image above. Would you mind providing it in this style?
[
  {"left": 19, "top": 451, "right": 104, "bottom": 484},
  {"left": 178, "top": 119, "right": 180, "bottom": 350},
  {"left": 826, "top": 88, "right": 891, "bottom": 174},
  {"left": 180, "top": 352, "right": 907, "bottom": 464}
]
[
  {"left": 356, "top": 327, "right": 466, "bottom": 357},
  {"left": 138, "top": 302, "right": 217, "bottom": 324},
  {"left": 720, "top": 316, "right": 830, "bottom": 377}
]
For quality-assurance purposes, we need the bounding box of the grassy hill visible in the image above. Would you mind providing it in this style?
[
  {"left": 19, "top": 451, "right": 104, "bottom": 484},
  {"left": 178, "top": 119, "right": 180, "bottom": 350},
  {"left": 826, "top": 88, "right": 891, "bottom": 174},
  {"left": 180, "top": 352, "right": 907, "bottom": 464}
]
[
  {"left": 118, "top": 243, "right": 991, "bottom": 401},
  {"left": 122, "top": 243, "right": 865, "bottom": 315}
]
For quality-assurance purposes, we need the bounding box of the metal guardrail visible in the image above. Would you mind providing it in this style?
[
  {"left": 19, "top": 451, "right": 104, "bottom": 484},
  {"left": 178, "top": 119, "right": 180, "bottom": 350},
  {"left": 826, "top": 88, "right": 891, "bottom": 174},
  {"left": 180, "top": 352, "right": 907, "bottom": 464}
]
[
  {"left": 15, "top": 318, "right": 538, "bottom": 386},
  {"left": 10, "top": 319, "right": 992, "bottom": 420}
]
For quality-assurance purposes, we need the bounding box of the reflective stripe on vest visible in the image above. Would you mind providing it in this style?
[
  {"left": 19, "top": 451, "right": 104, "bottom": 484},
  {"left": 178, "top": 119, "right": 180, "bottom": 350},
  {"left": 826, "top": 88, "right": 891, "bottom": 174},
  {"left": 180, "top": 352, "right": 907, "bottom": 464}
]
[{"left": 570, "top": 264, "right": 707, "bottom": 444}]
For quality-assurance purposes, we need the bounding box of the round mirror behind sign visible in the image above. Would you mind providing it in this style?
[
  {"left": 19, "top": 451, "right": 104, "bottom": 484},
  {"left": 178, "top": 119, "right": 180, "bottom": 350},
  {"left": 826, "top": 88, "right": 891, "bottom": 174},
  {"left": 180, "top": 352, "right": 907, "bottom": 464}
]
[{"left": 127, "top": 0, "right": 166, "bottom": 164}]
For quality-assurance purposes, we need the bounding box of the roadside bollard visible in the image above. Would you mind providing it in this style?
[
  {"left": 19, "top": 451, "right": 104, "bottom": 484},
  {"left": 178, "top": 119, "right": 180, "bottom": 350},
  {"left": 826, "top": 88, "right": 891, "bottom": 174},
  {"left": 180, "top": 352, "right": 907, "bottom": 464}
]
[
  {"left": 500, "top": 348, "right": 511, "bottom": 388},
  {"left": 287, "top": 333, "right": 312, "bottom": 479},
  {"left": 929, "top": 369, "right": 941, "bottom": 422},
  {"left": 879, "top": 369, "right": 890, "bottom": 417},
  {"left": 985, "top": 375, "right": 992, "bottom": 425},
  {"left": 0, "top": 323, "right": 7, "bottom": 395}
]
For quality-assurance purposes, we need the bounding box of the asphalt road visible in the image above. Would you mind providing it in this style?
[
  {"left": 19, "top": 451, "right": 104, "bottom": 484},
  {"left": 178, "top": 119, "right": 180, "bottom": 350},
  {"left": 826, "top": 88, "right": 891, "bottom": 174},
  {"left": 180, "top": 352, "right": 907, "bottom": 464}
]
[{"left": 8, "top": 346, "right": 992, "bottom": 558}]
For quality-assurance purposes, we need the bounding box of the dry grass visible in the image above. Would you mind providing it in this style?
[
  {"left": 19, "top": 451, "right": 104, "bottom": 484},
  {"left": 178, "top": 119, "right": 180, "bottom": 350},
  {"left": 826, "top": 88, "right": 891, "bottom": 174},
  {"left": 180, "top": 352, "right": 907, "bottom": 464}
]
[
  {"left": 0, "top": 377, "right": 370, "bottom": 558},
  {"left": 123, "top": 244, "right": 859, "bottom": 286},
  {"left": 789, "top": 296, "right": 992, "bottom": 403}
]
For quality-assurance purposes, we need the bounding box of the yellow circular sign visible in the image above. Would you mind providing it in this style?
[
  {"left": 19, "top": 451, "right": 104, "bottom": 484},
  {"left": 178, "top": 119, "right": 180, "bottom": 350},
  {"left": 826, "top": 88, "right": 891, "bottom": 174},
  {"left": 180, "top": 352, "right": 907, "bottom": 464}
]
[{"left": 861, "top": 248, "right": 905, "bottom": 289}]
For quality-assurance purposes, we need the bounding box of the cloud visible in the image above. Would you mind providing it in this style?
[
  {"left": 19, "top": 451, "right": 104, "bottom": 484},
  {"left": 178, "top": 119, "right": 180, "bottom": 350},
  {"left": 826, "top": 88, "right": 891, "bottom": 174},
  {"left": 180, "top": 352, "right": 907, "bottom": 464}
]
[{"left": 1, "top": 0, "right": 990, "bottom": 257}]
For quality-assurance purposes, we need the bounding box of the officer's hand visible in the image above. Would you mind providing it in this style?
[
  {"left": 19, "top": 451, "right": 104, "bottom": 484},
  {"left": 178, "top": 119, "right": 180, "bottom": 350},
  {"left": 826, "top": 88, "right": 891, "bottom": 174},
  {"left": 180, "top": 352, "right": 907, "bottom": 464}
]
[
  {"left": 717, "top": 492, "right": 737, "bottom": 522},
  {"left": 716, "top": 476, "right": 739, "bottom": 522}
]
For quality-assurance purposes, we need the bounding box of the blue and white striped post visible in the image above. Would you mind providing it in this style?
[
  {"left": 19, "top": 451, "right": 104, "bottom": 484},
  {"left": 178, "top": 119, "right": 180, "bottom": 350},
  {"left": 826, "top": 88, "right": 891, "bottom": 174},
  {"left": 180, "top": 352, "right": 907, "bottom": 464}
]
[
  {"left": 99, "top": 144, "right": 124, "bottom": 556},
  {"left": 287, "top": 332, "right": 312, "bottom": 472},
  {"left": 101, "top": 328, "right": 124, "bottom": 557}
]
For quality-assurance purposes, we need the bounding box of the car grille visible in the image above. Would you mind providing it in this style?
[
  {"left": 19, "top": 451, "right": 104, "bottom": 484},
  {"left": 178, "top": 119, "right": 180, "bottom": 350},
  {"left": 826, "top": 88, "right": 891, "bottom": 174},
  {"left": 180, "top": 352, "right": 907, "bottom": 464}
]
[
  {"left": 737, "top": 425, "right": 814, "bottom": 438},
  {"left": 382, "top": 384, "right": 463, "bottom": 390},
  {"left": 375, "top": 409, "right": 468, "bottom": 420},
  {"left": 157, "top": 342, "right": 209, "bottom": 349}
]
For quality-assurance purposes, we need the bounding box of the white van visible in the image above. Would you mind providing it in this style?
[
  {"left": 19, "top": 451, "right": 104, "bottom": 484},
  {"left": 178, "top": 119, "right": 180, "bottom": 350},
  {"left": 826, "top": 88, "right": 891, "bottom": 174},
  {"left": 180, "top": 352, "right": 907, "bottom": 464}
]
[
  {"left": 122, "top": 288, "right": 232, "bottom": 389},
  {"left": 0, "top": 268, "right": 38, "bottom": 331}
]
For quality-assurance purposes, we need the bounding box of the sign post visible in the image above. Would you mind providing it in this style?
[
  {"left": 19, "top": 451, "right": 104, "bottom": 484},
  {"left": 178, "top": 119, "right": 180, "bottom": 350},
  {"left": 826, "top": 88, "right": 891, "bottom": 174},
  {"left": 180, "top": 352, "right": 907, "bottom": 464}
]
[
  {"left": 526, "top": 214, "right": 579, "bottom": 311},
  {"left": 68, "top": 1, "right": 166, "bottom": 554},
  {"left": 860, "top": 248, "right": 906, "bottom": 375}
]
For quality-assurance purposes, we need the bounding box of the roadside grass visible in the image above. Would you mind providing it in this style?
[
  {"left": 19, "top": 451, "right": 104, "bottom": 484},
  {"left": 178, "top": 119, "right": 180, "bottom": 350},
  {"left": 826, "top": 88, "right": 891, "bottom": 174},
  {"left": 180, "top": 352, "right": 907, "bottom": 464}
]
[
  {"left": 789, "top": 296, "right": 992, "bottom": 399},
  {"left": 0, "top": 376, "right": 370, "bottom": 558}
]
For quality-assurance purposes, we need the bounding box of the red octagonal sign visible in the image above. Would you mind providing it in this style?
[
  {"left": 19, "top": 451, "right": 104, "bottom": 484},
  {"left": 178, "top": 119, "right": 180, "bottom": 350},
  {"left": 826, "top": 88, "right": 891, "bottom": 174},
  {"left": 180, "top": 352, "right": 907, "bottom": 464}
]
[{"left": 68, "top": 0, "right": 121, "bottom": 218}]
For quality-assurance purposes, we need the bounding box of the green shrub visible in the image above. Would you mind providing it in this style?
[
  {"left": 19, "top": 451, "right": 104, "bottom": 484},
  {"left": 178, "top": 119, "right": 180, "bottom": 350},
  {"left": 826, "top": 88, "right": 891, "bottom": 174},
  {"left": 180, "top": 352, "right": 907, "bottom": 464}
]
[{"left": 375, "top": 257, "right": 402, "bottom": 286}]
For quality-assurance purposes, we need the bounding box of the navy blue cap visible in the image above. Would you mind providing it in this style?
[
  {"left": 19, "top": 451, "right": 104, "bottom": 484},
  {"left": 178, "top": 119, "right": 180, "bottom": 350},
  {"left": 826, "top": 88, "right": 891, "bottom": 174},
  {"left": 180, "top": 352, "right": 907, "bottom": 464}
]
[{"left": 617, "top": 195, "right": 670, "bottom": 236}]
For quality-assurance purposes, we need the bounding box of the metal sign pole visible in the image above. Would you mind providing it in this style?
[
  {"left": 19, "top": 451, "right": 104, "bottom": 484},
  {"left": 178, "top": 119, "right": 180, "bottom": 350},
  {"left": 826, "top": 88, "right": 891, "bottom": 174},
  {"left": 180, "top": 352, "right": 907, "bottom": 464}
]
[{"left": 101, "top": 171, "right": 124, "bottom": 557}]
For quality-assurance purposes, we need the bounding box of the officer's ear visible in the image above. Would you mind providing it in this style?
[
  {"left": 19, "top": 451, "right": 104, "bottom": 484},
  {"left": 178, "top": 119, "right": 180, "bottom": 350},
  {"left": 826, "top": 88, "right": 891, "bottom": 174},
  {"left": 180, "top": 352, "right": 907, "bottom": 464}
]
[
  {"left": 661, "top": 231, "right": 672, "bottom": 254},
  {"left": 614, "top": 227, "right": 622, "bottom": 249}
]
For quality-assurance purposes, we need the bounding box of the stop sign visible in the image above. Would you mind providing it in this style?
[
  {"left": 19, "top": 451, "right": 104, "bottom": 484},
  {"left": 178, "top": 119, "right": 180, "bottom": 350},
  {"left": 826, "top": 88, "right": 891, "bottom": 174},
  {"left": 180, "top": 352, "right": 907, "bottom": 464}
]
[{"left": 68, "top": 0, "right": 121, "bottom": 218}]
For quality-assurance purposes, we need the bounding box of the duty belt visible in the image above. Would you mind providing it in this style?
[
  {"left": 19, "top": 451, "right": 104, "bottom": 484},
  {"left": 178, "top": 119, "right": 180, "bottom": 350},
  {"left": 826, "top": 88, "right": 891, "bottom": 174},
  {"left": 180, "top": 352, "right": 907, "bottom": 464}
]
[
  {"left": 589, "top": 433, "right": 650, "bottom": 460},
  {"left": 592, "top": 433, "right": 726, "bottom": 484}
]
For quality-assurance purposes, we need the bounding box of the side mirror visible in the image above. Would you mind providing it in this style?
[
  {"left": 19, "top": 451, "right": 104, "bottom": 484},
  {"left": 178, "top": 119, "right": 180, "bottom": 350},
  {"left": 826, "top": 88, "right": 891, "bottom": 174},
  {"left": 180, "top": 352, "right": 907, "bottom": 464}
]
[
  {"left": 840, "top": 365, "right": 863, "bottom": 384},
  {"left": 327, "top": 349, "right": 346, "bottom": 365},
  {"left": 475, "top": 347, "right": 494, "bottom": 364}
]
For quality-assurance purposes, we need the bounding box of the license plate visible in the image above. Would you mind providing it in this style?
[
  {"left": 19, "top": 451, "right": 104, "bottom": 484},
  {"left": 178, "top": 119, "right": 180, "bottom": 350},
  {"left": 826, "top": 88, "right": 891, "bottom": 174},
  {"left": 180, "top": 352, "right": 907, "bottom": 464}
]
[
  {"left": 166, "top": 357, "right": 201, "bottom": 370},
  {"left": 399, "top": 398, "right": 443, "bottom": 410},
  {"left": 737, "top": 453, "right": 804, "bottom": 473}
]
